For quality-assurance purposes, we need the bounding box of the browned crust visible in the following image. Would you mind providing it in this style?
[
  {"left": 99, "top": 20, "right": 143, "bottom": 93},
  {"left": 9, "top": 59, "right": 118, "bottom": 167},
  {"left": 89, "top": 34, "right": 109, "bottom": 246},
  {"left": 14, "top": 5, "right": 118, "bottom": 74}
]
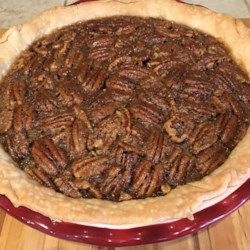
[{"left": 0, "top": 0, "right": 249, "bottom": 227}]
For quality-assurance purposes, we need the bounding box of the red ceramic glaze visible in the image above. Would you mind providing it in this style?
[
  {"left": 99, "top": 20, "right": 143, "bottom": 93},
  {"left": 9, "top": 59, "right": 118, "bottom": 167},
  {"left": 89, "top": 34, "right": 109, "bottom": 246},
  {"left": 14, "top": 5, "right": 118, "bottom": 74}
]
[
  {"left": 0, "top": 0, "right": 249, "bottom": 247},
  {"left": 0, "top": 179, "right": 249, "bottom": 246}
]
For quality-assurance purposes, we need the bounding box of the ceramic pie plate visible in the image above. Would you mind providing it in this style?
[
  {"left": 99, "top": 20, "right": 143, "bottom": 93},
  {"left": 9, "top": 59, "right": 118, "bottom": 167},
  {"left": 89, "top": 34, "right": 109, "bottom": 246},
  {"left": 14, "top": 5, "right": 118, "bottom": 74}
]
[
  {"left": 0, "top": 179, "right": 249, "bottom": 246},
  {"left": 0, "top": 0, "right": 249, "bottom": 246}
]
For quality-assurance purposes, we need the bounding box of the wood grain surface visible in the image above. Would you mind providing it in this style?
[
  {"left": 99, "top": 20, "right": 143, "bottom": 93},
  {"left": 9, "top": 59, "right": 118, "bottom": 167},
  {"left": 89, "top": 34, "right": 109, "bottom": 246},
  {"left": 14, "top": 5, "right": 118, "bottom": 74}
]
[{"left": 0, "top": 19, "right": 250, "bottom": 250}]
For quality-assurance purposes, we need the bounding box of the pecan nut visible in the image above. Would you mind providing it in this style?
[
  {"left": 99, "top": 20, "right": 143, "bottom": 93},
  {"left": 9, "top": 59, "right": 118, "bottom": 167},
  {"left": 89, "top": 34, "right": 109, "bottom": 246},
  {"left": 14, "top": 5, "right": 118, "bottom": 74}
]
[
  {"left": 88, "top": 47, "right": 115, "bottom": 62},
  {"left": 89, "top": 36, "right": 114, "bottom": 48},
  {"left": 212, "top": 93, "right": 244, "bottom": 117},
  {"left": 73, "top": 106, "right": 93, "bottom": 131},
  {"left": 131, "top": 160, "right": 163, "bottom": 198},
  {"left": 80, "top": 68, "right": 107, "bottom": 93},
  {"left": 38, "top": 111, "right": 74, "bottom": 136},
  {"left": 100, "top": 165, "right": 132, "bottom": 199},
  {"left": 196, "top": 146, "right": 227, "bottom": 175},
  {"left": 24, "top": 160, "right": 54, "bottom": 188},
  {"left": 5, "top": 82, "right": 26, "bottom": 109},
  {"left": 118, "top": 65, "right": 149, "bottom": 82},
  {"left": 106, "top": 76, "right": 134, "bottom": 96},
  {"left": 13, "top": 105, "right": 34, "bottom": 133},
  {"left": 35, "top": 90, "right": 58, "bottom": 112},
  {"left": 145, "top": 130, "right": 166, "bottom": 163},
  {"left": 31, "top": 139, "right": 67, "bottom": 176},
  {"left": 188, "top": 122, "right": 218, "bottom": 154},
  {"left": 115, "top": 141, "right": 139, "bottom": 168},
  {"left": 54, "top": 177, "right": 81, "bottom": 198},
  {"left": 74, "top": 179, "right": 102, "bottom": 199},
  {"left": 71, "top": 156, "right": 109, "bottom": 178},
  {"left": 216, "top": 113, "right": 239, "bottom": 145},
  {"left": 164, "top": 114, "right": 195, "bottom": 143},
  {"left": 88, "top": 102, "right": 117, "bottom": 125},
  {"left": 6, "top": 132, "right": 29, "bottom": 160},
  {"left": 108, "top": 56, "right": 132, "bottom": 71},
  {"left": 87, "top": 113, "right": 127, "bottom": 155},
  {"left": 163, "top": 148, "right": 194, "bottom": 185},
  {"left": 130, "top": 102, "right": 164, "bottom": 128},
  {"left": 70, "top": 119, "right": 88, "bottom": 158},
  {"left": 57, "top": 82, "right": 82, "bottom": 106}
]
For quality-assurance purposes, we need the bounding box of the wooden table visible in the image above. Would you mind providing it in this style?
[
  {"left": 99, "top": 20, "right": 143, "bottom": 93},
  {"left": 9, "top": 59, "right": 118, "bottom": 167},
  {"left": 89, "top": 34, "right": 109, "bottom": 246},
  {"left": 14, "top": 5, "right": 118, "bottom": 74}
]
[{"left": 0, "top": 19, "right": 250, "bottom": 250}]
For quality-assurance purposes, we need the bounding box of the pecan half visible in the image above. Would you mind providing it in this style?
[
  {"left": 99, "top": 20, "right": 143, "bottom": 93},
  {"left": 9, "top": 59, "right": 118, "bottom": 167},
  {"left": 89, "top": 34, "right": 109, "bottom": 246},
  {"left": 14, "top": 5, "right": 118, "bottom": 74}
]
[
  {"left": 57, "top": 82, "right": 82, "bottom": 106},
  {"left": 88, "top": 47, "right": 115, "bottom": 62},
  {"left": 100, "top": 165, "right": 132, "bottom": 199},
  {"left": 70, "top": 119, "right": 88, "bottom": 158},
  {"left": 182, "top": 76, "right": 213, "bottom": 101},
  {"left": 88, "top": 102, "right": 117, "bottom": 125},
  {"left": 216, "top": 113, "right": 239, "bottom": 145},
  {"left": 139, "top": 88, "right": 169, "bottom": 112},
  {"left": 73, "top": 106, "right": 93, "bottom": 131},
  {"left": 89, "top": 36, "right": 114, "bottom": 48},
  {"left": 123, "top": 122, "right": 147, "bottom": 149},
  {"left": 115, "top": 25, "right": 136, "bottom": 35},
  {"left": 109, "top": 89, "right": 132, "bottom": 103},
  {"left": 87, "top": 114, "right": 126, "bottom": 155},
  {"left": 65, "top": 48, "right": 84, "bottom": 69},
  {"left": 6, "top": 132, "right": 29, "bottom": 159},
  {"left": 212, "top": 93, "right": 244, "bottom": 117},
  {"left": 130, "top": 102, "right": 164, "bottom": 128},
  {"left": 118, "top": 65, "right": 149, "bottom": 82},
  {"left": 115, "top": 141, "right": 139, "bottom": 168},
  {"left": 179, "top": 99, "right": 217, "bottom": 121},
  {"left": 54, "top": 177, "right": 81, "bottom": 198},
  {"left": 74, "top": 179, "right": 102, "bottom": 199},
  {"left": 139, "top": 76, "right": 163, "bottom": 90},
  {"left": 188, "top": 122, "right": 219, "bottom": 154},
  {"left": 13, "top": 105, "right": 34, "bottom": 133},
  {"left": 35, "top": 90, "right": 58, "bottom": 112},
  {"left": 163, "top": 66, "right": 186, "bottom": 89},
  {"left": 163, "top": 148, "right": 194, "bottom": 185},
  {"left": 115, "top": 108, "right": 131, "bottom": 137},
  {"left": 80, "top": 68, "right": 107, "bottom": 93},
  {"left": 145, "top": 130, "right": 166, "bottom": 163},
  {"left": 24, "top": 160, "right": 54, "bottom": 188},
  {"left": 131, "top": 161, "right": 163, "bottom": 198},
  {"left": 71, "top": 156, "right": 109, "bottom": 178},
  {"left": 106, "top": 76, "right": 134, "bottom": 96},
  {"left": 31, "top": 139, "right": 67, "bottom": 176},
  {"left": 38, "top": 111, "right": 74, "bottom": 136},
  {"left": 108, "top": 56, "right": 132, "bottom": 71},
  {"left": 164, "top": 114, "right": 195, "bottom": 143},
  {"left": 5, "top": 82, "right": 26, "bottom": 109},
  {"left": 196, "top": 146, "right": 227, "bottom": 175}
]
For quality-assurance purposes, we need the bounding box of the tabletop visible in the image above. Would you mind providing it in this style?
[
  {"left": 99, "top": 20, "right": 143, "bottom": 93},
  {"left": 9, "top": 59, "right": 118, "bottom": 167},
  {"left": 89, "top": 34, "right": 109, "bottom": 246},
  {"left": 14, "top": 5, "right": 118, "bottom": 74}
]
[{"left": 0, "top": 19, "right": 249, "bottom": 250}]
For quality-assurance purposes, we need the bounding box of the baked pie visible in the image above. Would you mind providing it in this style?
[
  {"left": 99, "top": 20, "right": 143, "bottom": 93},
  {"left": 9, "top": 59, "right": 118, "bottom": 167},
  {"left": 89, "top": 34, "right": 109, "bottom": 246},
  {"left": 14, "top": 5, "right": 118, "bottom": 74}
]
[{"left": 0, "top": 0, "right": 249, "bottom": 226}]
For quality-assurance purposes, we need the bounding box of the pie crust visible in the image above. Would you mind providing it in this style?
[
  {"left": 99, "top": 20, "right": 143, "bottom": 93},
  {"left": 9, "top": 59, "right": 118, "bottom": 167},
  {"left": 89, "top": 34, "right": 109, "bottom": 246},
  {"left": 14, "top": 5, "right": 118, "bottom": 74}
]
[{"left": 0, "top": 0, "right": 249, "bottom": 226}]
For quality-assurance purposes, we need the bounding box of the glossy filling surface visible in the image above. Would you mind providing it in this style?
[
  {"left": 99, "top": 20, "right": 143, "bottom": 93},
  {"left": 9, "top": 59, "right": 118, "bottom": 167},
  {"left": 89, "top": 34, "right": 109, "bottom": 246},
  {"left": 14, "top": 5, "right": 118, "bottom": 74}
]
[{"left": 0, "top": 16, "right": 249, "bottom": 201}]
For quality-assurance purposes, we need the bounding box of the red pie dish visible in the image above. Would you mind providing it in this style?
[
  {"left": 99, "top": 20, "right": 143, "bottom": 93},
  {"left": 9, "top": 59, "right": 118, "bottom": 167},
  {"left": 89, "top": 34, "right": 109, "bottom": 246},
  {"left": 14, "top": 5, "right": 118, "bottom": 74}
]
[
  {"left": 0, "top": 179, "right": 249, "bottom": 247},
  {"left": 0, "top": 0, "right": 250, "bottom": 247}
]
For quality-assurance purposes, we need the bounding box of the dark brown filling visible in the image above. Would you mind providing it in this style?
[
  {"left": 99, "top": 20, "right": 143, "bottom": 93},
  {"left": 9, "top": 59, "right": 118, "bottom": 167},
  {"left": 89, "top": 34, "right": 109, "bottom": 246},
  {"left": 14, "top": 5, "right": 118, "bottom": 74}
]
[{"left": 0, "top": 16, "right": 249, "bottom": 201}]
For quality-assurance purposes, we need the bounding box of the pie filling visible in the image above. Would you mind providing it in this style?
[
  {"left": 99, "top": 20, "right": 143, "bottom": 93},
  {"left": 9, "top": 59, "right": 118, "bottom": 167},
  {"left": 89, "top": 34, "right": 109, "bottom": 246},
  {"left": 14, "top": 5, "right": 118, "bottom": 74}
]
[{"left": 0, "top": 16, "right": 249, "bottom": 201}]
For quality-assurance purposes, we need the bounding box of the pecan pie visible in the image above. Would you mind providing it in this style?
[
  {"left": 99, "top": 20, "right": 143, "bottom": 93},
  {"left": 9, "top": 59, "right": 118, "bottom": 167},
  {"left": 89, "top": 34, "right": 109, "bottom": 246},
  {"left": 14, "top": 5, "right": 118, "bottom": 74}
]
[{"left": 0, "top": 0, "right": 249, "bottom": 226}]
